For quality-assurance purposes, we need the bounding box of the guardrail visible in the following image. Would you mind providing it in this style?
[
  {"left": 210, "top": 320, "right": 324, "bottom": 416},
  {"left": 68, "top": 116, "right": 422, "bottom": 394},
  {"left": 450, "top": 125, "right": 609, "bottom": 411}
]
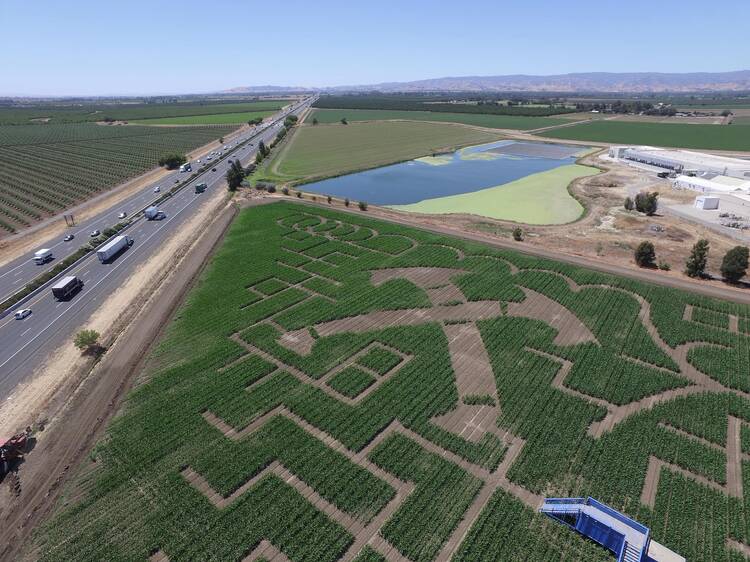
[{"left": 0, "top": 101, "right": 312, "bottom": 318}]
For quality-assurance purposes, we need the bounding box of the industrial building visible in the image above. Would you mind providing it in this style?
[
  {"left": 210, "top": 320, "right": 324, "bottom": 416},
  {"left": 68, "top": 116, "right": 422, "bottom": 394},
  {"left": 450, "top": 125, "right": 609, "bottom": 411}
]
[
  {"left": 672, "top": 174, "right": 750, "bottom": 194},
  {"left": 608, "top": 146, "right": 750, "bottom": 179}
]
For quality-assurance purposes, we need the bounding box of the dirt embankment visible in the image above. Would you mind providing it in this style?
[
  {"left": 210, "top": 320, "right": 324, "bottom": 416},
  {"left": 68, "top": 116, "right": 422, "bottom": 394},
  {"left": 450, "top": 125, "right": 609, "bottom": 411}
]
[{"left": 0, "top": 188, "right": 256, "bottom": 562}]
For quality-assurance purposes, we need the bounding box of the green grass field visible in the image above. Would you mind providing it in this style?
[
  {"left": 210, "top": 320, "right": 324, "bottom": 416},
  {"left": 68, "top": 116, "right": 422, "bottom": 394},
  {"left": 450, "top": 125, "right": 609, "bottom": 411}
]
[
  {"left": 391, "top": 164, "right": 597, "bottom": 224},
  {"left": 34, "top": 202, "right": 750, "bottom": 561},
  {"left": 540, "top": 120, "right": 750, "bottom": 151},
  {"left": 270, "top": 121, "right": 504, "bottom": 183},
  {"left": 134, "top": 110, "right": 275, "bottom": 125},
  {"left": 309, "top": 109, "right": 568, "bottom": 131}
]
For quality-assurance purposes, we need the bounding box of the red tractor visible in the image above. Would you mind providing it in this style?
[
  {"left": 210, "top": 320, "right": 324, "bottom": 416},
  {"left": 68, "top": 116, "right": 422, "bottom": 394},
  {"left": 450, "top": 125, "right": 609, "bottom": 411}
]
[{"left": 1, "top": 429, "right": 30, "bottom": 476}]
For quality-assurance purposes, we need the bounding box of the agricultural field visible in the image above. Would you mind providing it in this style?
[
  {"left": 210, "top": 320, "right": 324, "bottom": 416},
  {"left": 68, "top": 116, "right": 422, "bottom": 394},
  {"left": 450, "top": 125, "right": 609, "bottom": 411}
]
[
  {"left": 132, "top": 110, "right": 275, "bottom": 125},
  {"left": 36, "top": 202, "right": 750, "bottom": 561},
  {"left": 540, "top": 120, "right": 750, "bottom": 151},
  {"left": 309, "top": 108, "right": 568, "bottom": 131},
  {"left": 0, "top": 123, "right": 236, "bottom": 233},
  {"left": 313, "top": 95, "right": 577, "bottom": 117},
  {"left": 0, "top": 100, "right": 288, "bottom": 125},
  {"left": 390, "top": 164, "right": 598, "bottom": 224},
  {"left": 264, "top": 121, "right": 504, "bottom": 184}
]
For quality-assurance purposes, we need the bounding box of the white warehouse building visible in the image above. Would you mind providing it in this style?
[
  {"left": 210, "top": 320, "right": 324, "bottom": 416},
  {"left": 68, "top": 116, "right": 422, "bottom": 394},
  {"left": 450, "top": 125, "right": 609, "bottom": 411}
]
[
  {"left": 609, "top": 146, "right": 750, "bottom": 179},
  {"left": 672, "top": 174, "right": 750, "bottom": 194}
]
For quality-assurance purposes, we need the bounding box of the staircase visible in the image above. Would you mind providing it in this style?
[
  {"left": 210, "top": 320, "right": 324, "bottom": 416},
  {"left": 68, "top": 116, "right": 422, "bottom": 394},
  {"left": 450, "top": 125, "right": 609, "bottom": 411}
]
[{"left": 622, "top": 542, "right": 642, "bottom": 562}]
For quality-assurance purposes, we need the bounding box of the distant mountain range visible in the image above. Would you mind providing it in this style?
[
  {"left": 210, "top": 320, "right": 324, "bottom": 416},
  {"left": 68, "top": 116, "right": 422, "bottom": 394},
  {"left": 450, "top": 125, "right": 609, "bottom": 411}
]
[{"left": 226, "top": 71, "right": 750, "bottom": 94}]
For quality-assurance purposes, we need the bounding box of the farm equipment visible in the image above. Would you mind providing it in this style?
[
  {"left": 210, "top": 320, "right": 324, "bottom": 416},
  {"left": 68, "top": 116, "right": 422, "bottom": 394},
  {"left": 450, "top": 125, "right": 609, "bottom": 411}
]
[{"left": 1, "top": 428, "right": 31, "bottom": 476}]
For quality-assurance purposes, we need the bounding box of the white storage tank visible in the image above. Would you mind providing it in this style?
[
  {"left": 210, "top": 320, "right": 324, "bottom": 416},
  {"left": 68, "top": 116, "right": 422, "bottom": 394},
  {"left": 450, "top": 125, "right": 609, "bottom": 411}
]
[{"left": 694, "top": 196, "right": 720, "bottom": 210}]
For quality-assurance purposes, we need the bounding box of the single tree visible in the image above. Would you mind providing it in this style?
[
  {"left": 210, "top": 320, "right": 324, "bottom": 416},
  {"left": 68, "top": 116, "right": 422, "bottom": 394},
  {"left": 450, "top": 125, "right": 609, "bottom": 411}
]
[
  {"left": 624, "top": 196, "right": 634, "bottom": 211},
  {"left": 512, "top": 227, "right": 524, "bottom": 241},
  {"left": 634, "top": 241, "right": 656, "bottom": 268},
  {"left": 344, "top": 198, "right": 350, "bottom": 207},
  {"left": 255, "top": 151, "right": 263, "bottom": 165},
  {"left": 225, "top": 160, "right": 244, "bottom": 192},
  {"left": 327, "top": 195, "right": 332, "bottom": 204},
  {"left": 358, "top": 201, "right": 368, "bottom": 211},
  {"left": 219, "top": 137, "right": 225, "bottom": 144},
  {"left": 635, "top": 191, "right": 659, "bottom": 216},
  {"left": 158, "top": 153, "right": 187, "bottom": 170},
  {"left": 312, "top": 118, "right": 319, "bottom": 125},
  {"left": 684, "top": 239, "right": 709, "bottom": 278},
  {"left": 340, "top": 117, "right": 348, "bottom": 125},
  {"left": 259, "top": 140, "right": 270, "bottom": 157},
  {"left": 74, "top": 329, "right": 101, "bottom": 355},
  {"left": 720, "top": 246, "right": 749, "bottom": 283}
]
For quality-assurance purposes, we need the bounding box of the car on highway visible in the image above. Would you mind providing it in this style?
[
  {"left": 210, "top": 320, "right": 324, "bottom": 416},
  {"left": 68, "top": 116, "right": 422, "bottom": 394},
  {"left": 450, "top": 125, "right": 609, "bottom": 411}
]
[
  {"left": 153, "top": 186, "right": 161, "bottom": 193},
  {"left": 90, "top": 229, "right": 100, "bottom": 237},
  {"left": 63, "top": 234, "right": 75, "bottom": 242},
  {"left": 197, "top": 159, "right": 201, "bottom": 163},
  {"left": 117, "top": 212, "right": 127, "bottom": 219},
  {"left": 211, "top": 168, "right": 216, "bottom": 172},
  {"left": 14, "top": 309, "right": 32, "bottom": 320}
]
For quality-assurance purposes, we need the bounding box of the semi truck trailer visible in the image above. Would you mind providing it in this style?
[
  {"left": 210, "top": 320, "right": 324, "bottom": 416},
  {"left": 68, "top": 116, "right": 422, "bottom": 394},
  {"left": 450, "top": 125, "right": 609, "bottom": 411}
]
[
  {"left": 96, "top": 235, "right": 133, "bottom": 263},
  {"left": 51, "top": 276, "right": 83, "bottom": 301},
  {"left": 33, "top": 248, "right": 53, "bottom": 265},
  {"left": 145, "top": 206, "right": 166, "bottom": 220}
]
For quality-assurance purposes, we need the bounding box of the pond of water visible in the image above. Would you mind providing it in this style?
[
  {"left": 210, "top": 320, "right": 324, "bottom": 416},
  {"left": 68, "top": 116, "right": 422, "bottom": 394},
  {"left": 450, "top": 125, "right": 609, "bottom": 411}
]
[{"left": 301, "top": 140, "right": 589, "bottom": 205}]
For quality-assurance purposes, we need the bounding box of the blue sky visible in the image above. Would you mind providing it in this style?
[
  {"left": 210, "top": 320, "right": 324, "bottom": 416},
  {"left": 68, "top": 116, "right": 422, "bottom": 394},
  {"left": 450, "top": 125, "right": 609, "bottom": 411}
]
[{"left": 3, "top": 0, "right": 749, "bottom": 96}]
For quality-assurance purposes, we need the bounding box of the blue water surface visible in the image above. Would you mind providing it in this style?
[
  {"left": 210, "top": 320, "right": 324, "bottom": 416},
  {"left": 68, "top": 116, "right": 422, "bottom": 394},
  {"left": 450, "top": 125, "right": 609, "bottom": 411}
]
[{"left": 301, "top": 140, "right": 586, "bottom": 205}]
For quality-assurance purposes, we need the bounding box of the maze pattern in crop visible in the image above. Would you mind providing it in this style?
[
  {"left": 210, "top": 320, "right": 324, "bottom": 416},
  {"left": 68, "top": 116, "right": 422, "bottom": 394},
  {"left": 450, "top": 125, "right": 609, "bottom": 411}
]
[
  {"left": 36, "top": 202, "right": 750, "bottom": 562},
  {"left": 0, "top": 123, "right": 236, "bottom": 233}
]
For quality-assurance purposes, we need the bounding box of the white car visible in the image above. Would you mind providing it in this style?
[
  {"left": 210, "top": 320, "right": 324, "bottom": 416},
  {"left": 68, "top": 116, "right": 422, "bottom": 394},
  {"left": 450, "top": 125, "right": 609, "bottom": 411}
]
[
  {"left": 153, "top": 186, "right": 160, "bottom": 193},
  {"left": 117, "top": 212, "right": 127, "bottom": 219},
  {"left": 197, "top": 159, "right": 201, "bottom": 163},
  {"left": 14, "top": 308, "right": 31, "bottom": 320}
]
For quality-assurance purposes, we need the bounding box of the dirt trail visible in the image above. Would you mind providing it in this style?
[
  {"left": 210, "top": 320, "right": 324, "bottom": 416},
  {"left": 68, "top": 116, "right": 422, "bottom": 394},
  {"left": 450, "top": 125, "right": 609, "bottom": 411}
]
[{"left": 0, "top": 196, "right": 249, "bottom": 562}]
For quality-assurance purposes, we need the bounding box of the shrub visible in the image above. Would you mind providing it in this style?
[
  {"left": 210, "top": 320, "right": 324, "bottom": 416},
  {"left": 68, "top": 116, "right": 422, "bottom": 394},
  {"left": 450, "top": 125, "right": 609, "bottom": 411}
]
[
  {"left": 512, "top": 227, "right": 524, "bottom": 241},
  {"left": 634, "top": 241, "right": 656, "bottom": 267},
  {"left": 296, "top": 191, "right": 303, "bottom": 199},
  {"left": 635, "top": 191, "right": 659, "bottom": 216},
  {"left": 720, "top": 246, "right": 749, "bottom": 283},
  {"left": 624, "top": 196, "right": 634, "bottom": 211},
  {"left": 658, "top": 260, "right": 671, "bottom": 271},
  {"left": 358, "top": 201, "right": 368, "bottom": 211},
  {"left": 344, "top": 198, "right": 350, "bottom": 207},
  {"left": 327, "top": 195, "right": 332, "bottom": 204},
  {"left": 282, "top": 187, "right": 289, "bottom": 195},
  {"left": 266, "top": 185, "right": 276, "bottom": 193}
]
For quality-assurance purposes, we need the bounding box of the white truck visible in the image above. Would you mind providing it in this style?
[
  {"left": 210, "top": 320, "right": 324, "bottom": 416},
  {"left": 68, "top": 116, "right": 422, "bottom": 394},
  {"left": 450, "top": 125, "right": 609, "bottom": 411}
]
[
  {"left": 179, "top": 163, "right": 192, "bottom": 173},
  {"left": 144, "top": 206, "right": 166, "bottom": 220},
  {"left": 33, "top": 248, "right": 53, "bottom": 265},
  {"left": 96, "top": 235, "right": 133, "bottom": 263}
]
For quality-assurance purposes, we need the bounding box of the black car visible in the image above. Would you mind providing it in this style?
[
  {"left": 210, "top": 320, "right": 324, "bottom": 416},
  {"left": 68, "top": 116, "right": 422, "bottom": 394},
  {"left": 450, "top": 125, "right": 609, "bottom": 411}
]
[
  {"left": 63, "top": 234, "right": 75, "bottom": 242},
  {"left": 212, "top": 167, "right": 216, "bottom": 172}
]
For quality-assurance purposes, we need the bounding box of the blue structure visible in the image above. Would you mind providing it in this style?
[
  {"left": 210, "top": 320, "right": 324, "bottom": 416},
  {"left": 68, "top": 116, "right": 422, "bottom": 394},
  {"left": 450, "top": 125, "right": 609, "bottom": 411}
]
[{"left": 540, "top": 497, "right": 685, "bottom": 562}]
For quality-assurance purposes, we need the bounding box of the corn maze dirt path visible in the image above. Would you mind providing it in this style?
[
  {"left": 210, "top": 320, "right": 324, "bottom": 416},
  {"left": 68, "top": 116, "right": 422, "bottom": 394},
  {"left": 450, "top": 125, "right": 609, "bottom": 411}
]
[
  {"left": 267, "top": 213, "right": 750, "bottom": 557},
  {"left": 15, "top": 205, "right": 750, "bottom": 562}
]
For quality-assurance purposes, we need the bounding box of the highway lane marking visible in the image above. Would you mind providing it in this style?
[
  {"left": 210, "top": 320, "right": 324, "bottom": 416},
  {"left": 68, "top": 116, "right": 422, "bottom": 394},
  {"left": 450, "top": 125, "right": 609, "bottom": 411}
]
[
  {"left": 20, "top": 327, "right": 32, "bottom": 337},
  {"left": 0, "top": 182, "right": 215, "bottom": 372}
]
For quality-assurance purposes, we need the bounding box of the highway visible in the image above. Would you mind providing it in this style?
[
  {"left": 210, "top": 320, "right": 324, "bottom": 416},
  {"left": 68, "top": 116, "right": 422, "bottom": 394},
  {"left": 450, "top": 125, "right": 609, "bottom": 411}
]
[{"left": 0, "top": 97, "right": 315, "bottom": 399}]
